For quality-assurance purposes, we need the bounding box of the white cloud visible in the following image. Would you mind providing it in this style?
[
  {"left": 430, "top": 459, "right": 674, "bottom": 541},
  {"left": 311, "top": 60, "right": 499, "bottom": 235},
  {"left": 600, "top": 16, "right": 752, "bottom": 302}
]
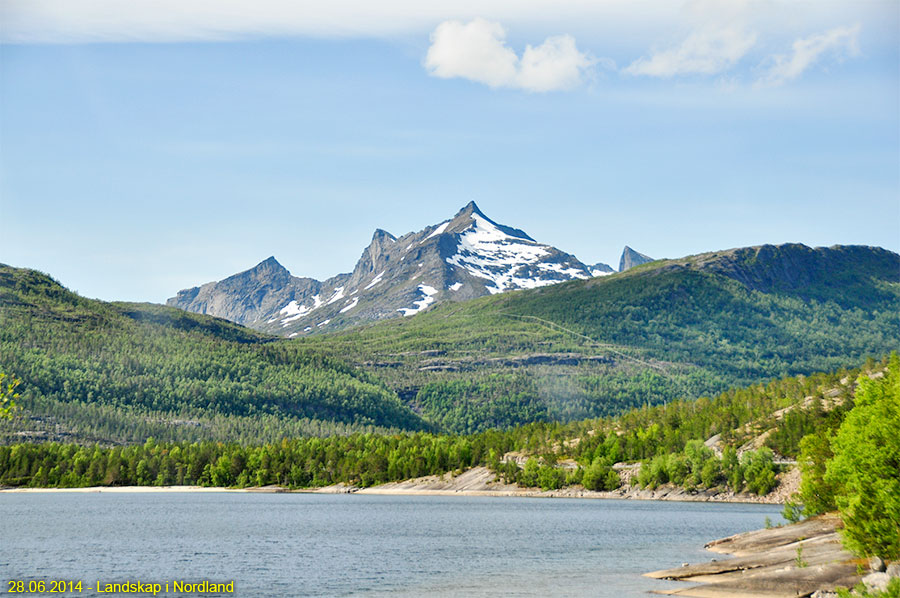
[
  {"left": 0, "top": 0, "right": 885, "bottom": 54},
  {"left": 519, "top": 35, "right": 597, "bottom": 92},
  {"left": 624, "top": 27, "right": 757, "bottom": 77},
  {"left": 0, "top": 0, "right": 667, "bottom": 44},
  {"left": 424, "top": 18, "right": 595, "bottom": 92},
  {"left": 424, "top": 19, "right": 518, "bottom": 88},
  {"left": 757, "top": 24, "right": 861, "bottom": 87}
]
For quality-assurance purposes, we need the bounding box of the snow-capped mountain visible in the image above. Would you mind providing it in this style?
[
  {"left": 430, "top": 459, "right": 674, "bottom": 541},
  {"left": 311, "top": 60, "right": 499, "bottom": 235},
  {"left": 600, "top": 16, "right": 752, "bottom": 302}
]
[{"left": 167, "top": 202, "right": 617, "bottom": 336}]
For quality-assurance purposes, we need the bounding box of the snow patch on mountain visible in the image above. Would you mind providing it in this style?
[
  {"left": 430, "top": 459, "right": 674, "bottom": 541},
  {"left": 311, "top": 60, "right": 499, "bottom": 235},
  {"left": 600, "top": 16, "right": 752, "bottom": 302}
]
[
  {"left": 280, "top": 300, "right": 307, "bottom": 317},
  {"left": 398, "top": 284, "right": 438, "bottom": 316},
  {"left": 277, "top": 300, "right": 312, "bottom": 326},
  {"left": 339, "top": 297, "right": 359, "bottom": 313},
  {"left": 446, "top": 213, "right": 590, "bottom": 292},
  {"left": 273, "top": 296, "right": 327, "bottom": 326},
  {"left": 364, "top": 271, "right": 385, "bottom": 290},
  {"left": 326, "top": 286, "right": 345, "bottom": 305},
  {"left": 539, "top": 262, "right": 589, "bottom": 277},
  {"left": 426, "top": 221, "right": 450, "bottom": 240}
]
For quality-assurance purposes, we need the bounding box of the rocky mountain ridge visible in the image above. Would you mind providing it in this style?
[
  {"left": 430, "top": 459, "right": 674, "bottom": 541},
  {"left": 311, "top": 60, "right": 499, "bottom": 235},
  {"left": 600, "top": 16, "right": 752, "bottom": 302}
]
[
  {"left": 168, "top": 202, "right": 643, "bottom": 336},
  {"left": 619, "top": 246, "right": 654, "bottom": 271}
]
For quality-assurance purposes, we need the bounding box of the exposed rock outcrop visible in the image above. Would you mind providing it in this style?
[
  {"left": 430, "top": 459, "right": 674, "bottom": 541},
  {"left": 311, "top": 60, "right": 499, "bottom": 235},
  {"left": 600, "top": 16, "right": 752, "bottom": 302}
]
[
  {"left": 619, "top": 246, "right": 654, "bottom": 271},
  {"left": 645, "top": 514, "right": 869, "bottom": 597}
]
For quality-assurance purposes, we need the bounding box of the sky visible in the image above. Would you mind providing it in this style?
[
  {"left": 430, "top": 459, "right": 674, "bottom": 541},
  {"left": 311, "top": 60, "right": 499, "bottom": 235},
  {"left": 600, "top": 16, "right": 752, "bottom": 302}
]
[{"left": 1, "top": 0, "right": 898, "bottom": 303}]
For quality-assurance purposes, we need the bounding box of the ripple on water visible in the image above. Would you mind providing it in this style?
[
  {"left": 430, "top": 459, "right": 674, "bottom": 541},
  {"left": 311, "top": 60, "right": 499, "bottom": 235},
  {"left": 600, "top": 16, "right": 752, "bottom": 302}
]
[{"left": 1, "top": 493, "right": 784, "bottom": 598}]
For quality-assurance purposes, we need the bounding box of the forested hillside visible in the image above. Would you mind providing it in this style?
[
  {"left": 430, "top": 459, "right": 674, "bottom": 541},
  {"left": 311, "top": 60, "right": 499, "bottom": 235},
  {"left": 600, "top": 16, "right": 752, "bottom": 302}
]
[
  {"left": 1, "top": 243, "right": 897, "bottom": 443},
  {"left": 298, "top": 244, "right": 899, "bottom": 433},
  {"left": 0, "top": 356, "right": 887, "bottom": 496},
  {"left": 0, "top": 265, "right": 426, "bottom": 443}
]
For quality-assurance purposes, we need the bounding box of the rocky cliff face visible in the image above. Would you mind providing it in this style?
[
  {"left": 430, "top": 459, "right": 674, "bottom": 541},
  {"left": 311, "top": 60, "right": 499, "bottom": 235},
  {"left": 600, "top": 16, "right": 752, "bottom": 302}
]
[
  {"left": 619, "top": 246, "right": 654, "bottom": 271},
  {"left": 167, "top": 202, "right": 614, "bottom": 335},
  {"left": 653, "top": 243, "right": 900, "bottom": 309},
  {"left": 166, "top": 257, "right": 325, "bottom": 326}
]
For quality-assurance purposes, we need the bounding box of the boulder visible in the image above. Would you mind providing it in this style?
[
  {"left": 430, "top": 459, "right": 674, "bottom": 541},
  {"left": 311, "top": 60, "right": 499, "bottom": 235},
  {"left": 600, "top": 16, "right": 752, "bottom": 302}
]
[
  {"left": 870, "top": 556, "right": 886, "bottom": 572},
  {"left": 862, "top": 572, "right": 891, "bottom": 593}
]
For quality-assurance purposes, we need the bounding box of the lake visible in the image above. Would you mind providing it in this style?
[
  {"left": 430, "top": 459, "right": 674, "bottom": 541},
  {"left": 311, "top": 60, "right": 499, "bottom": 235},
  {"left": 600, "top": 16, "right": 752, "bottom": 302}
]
[{"left": 1, "top": 493, "right": 783, "bottom": 597}]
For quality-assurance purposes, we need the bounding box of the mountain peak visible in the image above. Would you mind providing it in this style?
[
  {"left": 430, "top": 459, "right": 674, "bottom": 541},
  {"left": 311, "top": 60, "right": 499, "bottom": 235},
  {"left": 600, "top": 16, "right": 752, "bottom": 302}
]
[
  {"left": 454, "top": 200, "right": 486, "bottom": 219},
  {"left": 371, "top": 228, "right": 396, "bottom": 242},
  {"left": 619, "top": 246, "right": 653, "bottom": 272},
  {"left": 251, "top": 256, "right": 288, "bottom": 273},
  {"left": 448, "top": 201, "right": 534, "bottom": 242}
]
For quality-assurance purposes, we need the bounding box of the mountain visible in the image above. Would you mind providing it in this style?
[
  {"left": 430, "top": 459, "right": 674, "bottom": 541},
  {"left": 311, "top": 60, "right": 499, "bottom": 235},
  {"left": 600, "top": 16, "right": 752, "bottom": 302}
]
[
  {"left": 590, "top": 262, "right": 615, "bottom": 275},
  {"left": 619, "top": 246, "right": 654, "bottom": 271},
  {"left": 297, "top": 243, "right": 899, "bottom": 433},
  {"left": 166, "top": 256, "right": 316, "bottom": 327},
  {"left": 3, "top": 243, "right": 896, "bottom": 442},
  {"left": 168, "top": 202, "right": 610, "bottom": 336}
]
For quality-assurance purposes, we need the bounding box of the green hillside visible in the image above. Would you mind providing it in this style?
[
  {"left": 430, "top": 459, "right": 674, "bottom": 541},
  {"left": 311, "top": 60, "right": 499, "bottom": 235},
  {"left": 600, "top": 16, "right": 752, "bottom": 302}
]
[
  {"left": 0, "top": 355, "right": 886, "bottom": 493},
  {"left": 298, "top": 244, "right": 899, "bottom": 433},
  {"left": 1, "top": 243, "right": 897, "bottom": 443},
  {"left": 0, "top": 265, "right": 426, "bottom": 443}
]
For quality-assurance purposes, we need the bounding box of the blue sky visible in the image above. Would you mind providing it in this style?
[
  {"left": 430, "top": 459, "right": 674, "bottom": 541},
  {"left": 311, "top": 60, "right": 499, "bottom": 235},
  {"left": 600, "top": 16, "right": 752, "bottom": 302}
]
[{"left": 1, "top": 1, "right": 897, "bottom": 302}]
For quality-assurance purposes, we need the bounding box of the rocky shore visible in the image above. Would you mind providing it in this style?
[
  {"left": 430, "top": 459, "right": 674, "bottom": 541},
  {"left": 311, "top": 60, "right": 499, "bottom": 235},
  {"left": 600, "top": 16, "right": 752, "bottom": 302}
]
[
  {"left": 645, "top": 513, "right": 898, "bottom": 597},
  {"left": 0, "top": 463, "right": 799, "bottom": 504},
  {"left": 313, "top": 465, "right": 792, "bottom": 503}
]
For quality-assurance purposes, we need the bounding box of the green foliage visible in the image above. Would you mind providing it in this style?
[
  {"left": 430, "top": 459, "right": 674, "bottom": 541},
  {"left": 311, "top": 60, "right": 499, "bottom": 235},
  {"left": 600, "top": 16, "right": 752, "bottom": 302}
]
[
  {"left": 635, "top": 445, "right": 775, "bottom": 495},
  {"left": 519, "top": 457, "right": 540, "bottom": 488},
  {"left": 537, "top": 464, "right": 566, "bottom": 491},
  {"left": 414, "top": 376, "right": 550, "bottom": 434},
  {"left": 743, "top": 448, "right": 777, "bottom": 496},
  {"left": 765, "top": 394, "right": 852, "bottom": 458},
  {"left": 0, "top": 372, "right": 20, "bottom": 419},
  {"left": 796, "top": 431, "right": 838, "bottom": 517},
  {"left": 836, "top": 578, "right": 900, "bottom": 598},
  {"left": 582, "top": 461, "right": 620, "bottom": 491},
  {"left": 0, "top": 433, "right": 490, "bottom": 489},
  {"left": 825, "top": 355, "right": 900, "bottom": 559},
  {"left": 782, "top": 501, "right": 803, "bottom": 524}
]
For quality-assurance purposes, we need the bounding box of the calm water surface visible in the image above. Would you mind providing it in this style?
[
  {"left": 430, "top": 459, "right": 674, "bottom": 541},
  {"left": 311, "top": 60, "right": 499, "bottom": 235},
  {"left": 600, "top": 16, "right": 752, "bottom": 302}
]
[{"left": 1, "top": 493, "right": 783, "bottom": 597}]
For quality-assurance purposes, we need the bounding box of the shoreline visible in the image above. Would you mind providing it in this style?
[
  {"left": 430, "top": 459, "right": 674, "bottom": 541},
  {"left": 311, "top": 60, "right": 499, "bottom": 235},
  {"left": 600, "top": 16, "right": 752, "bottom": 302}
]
[
  {"left": 0, "top": 486, "right": 780, "bottom": 503},
  {"left": 0, "top": 466, "right": 791, "bottom": 504},
  {"left": 0, "top": 485, "right": 262, "bottom": 493},
  {"left": 644, "top": 514, "right": 873, "bottom": 597}
]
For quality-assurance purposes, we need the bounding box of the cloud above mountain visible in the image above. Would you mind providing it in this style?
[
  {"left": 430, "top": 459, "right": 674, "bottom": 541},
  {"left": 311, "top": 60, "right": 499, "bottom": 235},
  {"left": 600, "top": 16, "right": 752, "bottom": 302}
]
[
  {"left": 1, "top": 0, "right": 876, "bottom": 91},
  {"left": 424, "top": 18, "right": 596, "bottom": 92}
]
